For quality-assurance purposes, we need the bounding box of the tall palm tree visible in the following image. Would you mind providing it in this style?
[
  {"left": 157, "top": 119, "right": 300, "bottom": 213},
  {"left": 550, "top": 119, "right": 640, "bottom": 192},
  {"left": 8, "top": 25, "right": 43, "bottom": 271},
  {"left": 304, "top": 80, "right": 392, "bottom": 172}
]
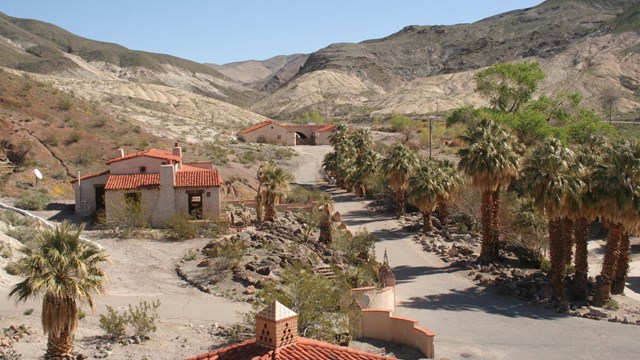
[
  {"left": 570, "top": 137, "right": 607, "bottom": 300},
  {"left": 592, "top": 140, "right": 640, "bottom": 296},
  {"left": 323, "top": 124, "right": 355, "bottom": 189},
  {"left": 10, "top": 221, "right": 109, "bottom": 359},
  {"left": 521, "top": 138, "right": 583, "bottom": 299},
  {"left": 348, "top": 128, "right": 379, "bottom": 197},
  {"left": 255, "top": 162, "right": 271, "bottom": 225},
  {"left": 458, "top": 119, "right": 520, "bottom": 263},
  {"left": 381, "top": 143, "right": 419, "bottom": 218},
  {"left": 260, "top": 164, "right": 293, "bottom": 222}
]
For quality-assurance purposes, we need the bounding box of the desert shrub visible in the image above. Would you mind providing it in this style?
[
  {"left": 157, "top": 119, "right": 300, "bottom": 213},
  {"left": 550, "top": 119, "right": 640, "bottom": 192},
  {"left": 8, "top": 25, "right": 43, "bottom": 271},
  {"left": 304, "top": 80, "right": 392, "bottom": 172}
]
[
  {"left": 332, "top": 228, "right": 376, "bottom": 265},
  {"left": 287, "top": 185, "right": 327, "bottom": 204},
  {"left": 4, "top": 261, "right": 23, "bottom": 275},
  {"left": 66, "top": 131, "right": 81, "bottom": 144},
  {"left": 99, "top": 305, "right": 128, "bottom": 339},
  {"left": 43, "top": 133, "right": 58, "bottom": 146},
  {"left": 0, "top": 240, "right": 12, "bottom": 258},
  {"left": 500, "top": 197, "right": 548, "bottom": 267},
  {"left": 109, "top": 195, "right": 148, "bottom": 232},
  {"left": 540, "top": 258, "right": 552, "bottom": 273},
  {"left": 74, "top": 148, "right": 97, "bottom": 166},
  {"left": 364, "top": 172, "right": 388, "bottom": 199},
  {"left": 605, "top": 299, "right": 620, "bottom": 311},
  {"left": 14, "top": 189, "right": 50, "bottom": 211},
  {"left": 390, "top": 114, "right": 416, "bottom": 132},
  {"left": 168, "top": 213, "right": 198, "bottom": 240},
  {"left": 127, "top": 300, "right": 161, "bottom": 337},
  {"left": 23, "top": 308, "right": 34, "bottom": 316},
  {"left": 204, "top": 237, "right": 248, "bottom": 270},
  {"left": 272, "top": 146, "right": 296, "bottom": 160},
  {"left": 203, "top": 142, "right": 229, "bottom": 165},
  {"left": 93, "top": 117, "right": 107, "bottom": 128},
  {"left": 254, "top": 263, "right": 347, "bottom": 341},
  {"left": 56, "top": 98, "right": 72, "bottom": 111}
]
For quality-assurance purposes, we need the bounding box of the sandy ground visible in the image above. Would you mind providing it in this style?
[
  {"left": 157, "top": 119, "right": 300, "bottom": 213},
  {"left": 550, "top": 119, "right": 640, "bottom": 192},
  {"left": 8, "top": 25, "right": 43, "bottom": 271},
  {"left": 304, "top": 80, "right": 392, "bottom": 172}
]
[{"left": 0, "top": 232, "right": 249, "bottom": 359}]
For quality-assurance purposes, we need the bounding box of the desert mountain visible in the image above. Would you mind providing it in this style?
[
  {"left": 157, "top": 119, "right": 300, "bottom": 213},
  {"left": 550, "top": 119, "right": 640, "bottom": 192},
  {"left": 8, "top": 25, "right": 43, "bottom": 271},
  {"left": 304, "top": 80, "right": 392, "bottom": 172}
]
[
  {"left": 0, "top": 12, "right": 259, "bottom": 106},
  {"left": 254, "top": 0, "right": 640, "bottom": 119},
  {"left": 208, "top": 54, "right": 309, "bottom": 92}
]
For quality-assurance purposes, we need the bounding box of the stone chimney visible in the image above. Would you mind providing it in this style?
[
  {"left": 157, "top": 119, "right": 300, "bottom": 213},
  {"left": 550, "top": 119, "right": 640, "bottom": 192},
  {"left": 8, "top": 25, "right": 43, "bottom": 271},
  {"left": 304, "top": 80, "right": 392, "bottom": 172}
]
[
  {"left": 117, "top": 148, "right": 125, "bottom": 158},
  {"left": 255, "top": 301, "right": 298, "bottom": 349}
]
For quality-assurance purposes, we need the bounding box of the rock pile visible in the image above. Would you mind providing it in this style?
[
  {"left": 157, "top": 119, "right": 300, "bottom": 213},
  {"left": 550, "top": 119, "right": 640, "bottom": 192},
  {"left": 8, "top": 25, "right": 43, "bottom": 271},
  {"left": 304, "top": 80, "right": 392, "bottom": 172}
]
[
  {"left": 0, "top": 324, "right": 30, "bottom": 360},
  {"left": 177, "top": 212, "right": 348, "bottom": 301}
]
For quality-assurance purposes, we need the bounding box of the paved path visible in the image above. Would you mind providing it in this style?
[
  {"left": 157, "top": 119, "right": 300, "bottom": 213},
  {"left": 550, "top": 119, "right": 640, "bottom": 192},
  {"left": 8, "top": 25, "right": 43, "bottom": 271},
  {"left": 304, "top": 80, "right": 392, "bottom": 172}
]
[{"left": 331, "top": 189, "right": 640, "bottom": 360}]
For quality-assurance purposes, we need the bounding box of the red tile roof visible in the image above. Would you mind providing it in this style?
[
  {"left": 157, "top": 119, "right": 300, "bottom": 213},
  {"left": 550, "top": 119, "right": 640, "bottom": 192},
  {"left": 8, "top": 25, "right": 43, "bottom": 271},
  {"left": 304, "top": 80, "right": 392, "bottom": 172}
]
[
  {"left": 104, "top": 173, "right": 160, "bottom": 190},
  {"left": 70, "top": 170, "right": 110, "bottom": 183},
  {"left": 106, "top": 149, "right": 181, "bottom": 164},
  {"left": 317, "top": 124, "right": 335, "bottom": 132},
  {"left": 187, "top": 338, "right": 395, "bottom": 360},
  {"left": 238, "top": 120, "right": 274, "bottom": 135},
  {"left": 176, "top": 169, "right": 222, "bottom": 187}
]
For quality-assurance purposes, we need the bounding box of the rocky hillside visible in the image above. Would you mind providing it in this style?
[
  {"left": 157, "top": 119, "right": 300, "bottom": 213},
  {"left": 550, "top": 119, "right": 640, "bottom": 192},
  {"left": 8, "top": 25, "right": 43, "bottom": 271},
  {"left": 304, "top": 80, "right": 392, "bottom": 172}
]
[
  {"left": 255, "top": 0, "right": 640, "bottom": 119},
  {"left": 0, "top": 12, "right": 258, "bottom": 106},
  {"left": 208, "top": 54, "right": 308, "bottom": 92}
]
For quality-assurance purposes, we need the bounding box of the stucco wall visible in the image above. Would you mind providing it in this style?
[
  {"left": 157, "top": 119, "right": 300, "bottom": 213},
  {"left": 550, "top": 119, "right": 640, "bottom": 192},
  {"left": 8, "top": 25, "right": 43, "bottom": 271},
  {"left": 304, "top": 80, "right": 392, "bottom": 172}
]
[
  {"left": 240, "top": 124, "right": 295, "bottom": 145},
  {"left": 351, "top": 286, "right": 395, "bottom": 311},
  {"left": 315, "top": 131, "right": 332, "bottom": 145},
  {"left": 110, "top": 156, "right": 173, "bottom": 175},
  {"left": 174, "top": 187, "right": 220, "bottom": 217},
  {"left": 74, "top": 174, "right": 109, "bottom": 216},
  {"left": 105, "top": 188, "right": 161, "bottom": 227},
  {"left": 354, "top": 309, "right": 435, "bottom": 359}
]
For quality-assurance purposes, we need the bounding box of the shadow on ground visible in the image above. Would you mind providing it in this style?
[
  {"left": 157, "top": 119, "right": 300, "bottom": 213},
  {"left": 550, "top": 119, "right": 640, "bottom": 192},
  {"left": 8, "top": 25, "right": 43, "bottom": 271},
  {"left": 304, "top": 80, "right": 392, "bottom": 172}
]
[{"left": 400, "top": 285, "right": 564, "bottom": 320}]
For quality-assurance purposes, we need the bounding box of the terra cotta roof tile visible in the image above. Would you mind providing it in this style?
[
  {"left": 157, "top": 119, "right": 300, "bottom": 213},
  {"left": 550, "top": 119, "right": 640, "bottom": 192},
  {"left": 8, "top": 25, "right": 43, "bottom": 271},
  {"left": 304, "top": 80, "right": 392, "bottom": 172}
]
[
  {"left": 175, "top": 169, "right": 222, "bottom": 187},
  {"left": 105, "top": 149, "right": 181, "bottom": 164},
  {"left": 238, "top": 120, "right": 274, "bottom": 135},
  {"left": 186, "top": 338, "right": 395, "bottom": 360},
  {"left": 104, "top": 173, "right": 160, "bottom": 190}
]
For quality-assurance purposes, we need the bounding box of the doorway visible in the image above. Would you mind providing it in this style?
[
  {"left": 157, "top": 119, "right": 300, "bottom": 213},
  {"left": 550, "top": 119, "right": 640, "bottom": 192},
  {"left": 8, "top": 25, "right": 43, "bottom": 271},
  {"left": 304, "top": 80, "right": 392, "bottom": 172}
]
[{"left": 188, "top": 192, "right": 203, "bottom": 219}]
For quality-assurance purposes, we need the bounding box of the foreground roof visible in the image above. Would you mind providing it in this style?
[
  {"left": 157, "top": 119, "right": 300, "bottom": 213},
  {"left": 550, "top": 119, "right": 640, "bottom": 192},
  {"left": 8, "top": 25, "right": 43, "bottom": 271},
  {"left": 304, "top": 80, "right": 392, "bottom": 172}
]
[
  {"left": 104, "top": 173, "right": 160, "bottom": 190},
  {"left": 103, "top": 167, "right": 222, "bottom": 190},
  {"left": 175, "top": 169, "right": 222, "bottom": 187},
  {"left": 187, "top": 338, "right": 395, "bottom": 360}
]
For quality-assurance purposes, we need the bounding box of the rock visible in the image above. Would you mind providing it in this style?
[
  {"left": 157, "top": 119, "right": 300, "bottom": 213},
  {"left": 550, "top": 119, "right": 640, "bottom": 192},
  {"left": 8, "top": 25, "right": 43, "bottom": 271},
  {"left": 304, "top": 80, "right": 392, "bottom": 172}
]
[
  {"left": 496, "top": 283, "right": 511, "bottom": 295},
  {"left": 196, "top": 259, "right": 211, "bottom": 267},
  {"left": 538, "top": 284, "right": 554, "bottom": 300},
  {"left": 245, "top": 285, "right": 256, "bottom": 295},
  {"left": 474, "top": 273, "right": 484, "bottom": 281},
  {"left": 558, "top": 300, "right": 571, "bottom": 312},
  {"left": 257, "top": 266, "right": 271, "bottom": 276},
  {"left": 589, "top": 307, "right": 610, "bottom": 318},
  {"left": 463, "top": 234, "right": 472, "bottom": 241}
]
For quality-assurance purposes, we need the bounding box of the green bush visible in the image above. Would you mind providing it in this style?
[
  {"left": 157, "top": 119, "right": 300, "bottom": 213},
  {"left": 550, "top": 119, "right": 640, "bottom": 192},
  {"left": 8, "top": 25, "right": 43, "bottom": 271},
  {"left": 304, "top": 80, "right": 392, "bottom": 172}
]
[
  {"left": 540, "top": 257, "right": 552, "bottom": 273},
  {"left": 66, "top": 131, "right": 81, "bottom": 144},
  {"left": 4, "top": 261, "right": 23, "bottom": 275},
  {"left": 168, "top": 213, "right": 198, "bottom": 240},
  {"left": 127, "top": 300, "right": 161, "bottom": 337},
  {"left": 56, "top": 98, "right": 72, "bottom": 111},
  {"left": 99, "top": 305, "right": 127, "bottom": 339},
  {"left": 14, "top": 190, "right": 50, "bottom": 211}
]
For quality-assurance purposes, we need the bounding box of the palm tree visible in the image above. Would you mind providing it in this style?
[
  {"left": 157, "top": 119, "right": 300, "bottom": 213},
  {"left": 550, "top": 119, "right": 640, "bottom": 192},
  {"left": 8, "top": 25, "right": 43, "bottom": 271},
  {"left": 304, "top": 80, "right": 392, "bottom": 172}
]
[
  {"left": 349, "top": 128, "right": 379, "bottom": 197},
  {"left": 408, "top": 159, "right": 460, "bottom": 233},
  {"left": 436, "top": 159, "right": 464, "bottom": 225},
  {"left": 458, "top": 119, "right": 520, "bottom": 263},
  {"left": 10, "top": 221, "right": 109, "bottom": 359},
  {"left": 323, "top": 124, "right": 355, "bottom": 189},
  {"left": 260, "top": 164, "right": 293, "bottom": 222},
  {"left": 592, "top": 140, "right": 640, "bottom": 296},
  {"left": 318, "top": 196, "right": 334, "bottom": 244},
  {"left": 521, "top": 138, "right": 583, "bottom": 299},
  {"left": 381, "top": 143, "right": 418, "bottom": 218}
]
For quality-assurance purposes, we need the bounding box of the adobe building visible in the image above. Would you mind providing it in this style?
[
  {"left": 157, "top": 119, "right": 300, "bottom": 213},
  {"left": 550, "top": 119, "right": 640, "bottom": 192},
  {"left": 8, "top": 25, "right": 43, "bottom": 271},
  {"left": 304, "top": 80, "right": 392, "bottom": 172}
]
[
  {"left": 237, "top": 119, "right": 335, "bottom": 146},
  {"left": 187, "top": 301, "right": 397, "bottom": 360},
  {"left": 72, "top": 143, "right": 222, "bottom": 227}
]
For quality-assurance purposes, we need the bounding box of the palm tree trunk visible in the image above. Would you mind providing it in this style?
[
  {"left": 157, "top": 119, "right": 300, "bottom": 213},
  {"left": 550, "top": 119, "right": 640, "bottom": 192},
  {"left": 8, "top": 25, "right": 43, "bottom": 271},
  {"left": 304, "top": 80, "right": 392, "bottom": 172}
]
[
  {"left": 255, "top": 192, "right": 263, "bottom": 225},
  {"left": 395, "top": 188, "right": 405, "bottom": 218},
  {"left": 491, "top": 189, "right": 501, "bottom": 247},
  {"left": 601, "top": 222, "right": 622, "bottom": 281},
  {"left": 45, "top": 330, "right": 74, "bottom": 359},
  {"left": 562, "top": 217, "right": 574, "bottom": 267},
  {"left": 437, "top": 200, "right": 449, "bottom": 225},
  {"left": 572, "top": 217, "right": 589, "bottom": 300},
  {"left": 548, "top": 218, "right": 566, "bottom": 299},
  {"left": 611, "top": 232, "right": 631, "bottom": 295},
  {"left": 479, "top": 190, "right": 495, "bottom": 263},
  {"left": 423, "top": 211, "right": 433, "bottom": 233}
]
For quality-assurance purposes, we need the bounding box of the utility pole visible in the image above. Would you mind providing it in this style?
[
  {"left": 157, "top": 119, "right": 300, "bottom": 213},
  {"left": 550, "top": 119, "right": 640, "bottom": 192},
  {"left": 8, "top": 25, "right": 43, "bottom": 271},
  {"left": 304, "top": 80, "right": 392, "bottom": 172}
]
[{"left": 430, "top": 102, "right": 438, "bottom": 159}]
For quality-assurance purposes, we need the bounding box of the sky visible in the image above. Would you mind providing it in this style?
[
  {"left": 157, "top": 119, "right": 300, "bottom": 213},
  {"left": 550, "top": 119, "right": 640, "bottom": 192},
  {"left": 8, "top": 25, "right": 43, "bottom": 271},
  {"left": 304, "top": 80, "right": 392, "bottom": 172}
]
[{"left": 1, "top": 1, "right": 544, "bottom": 65}]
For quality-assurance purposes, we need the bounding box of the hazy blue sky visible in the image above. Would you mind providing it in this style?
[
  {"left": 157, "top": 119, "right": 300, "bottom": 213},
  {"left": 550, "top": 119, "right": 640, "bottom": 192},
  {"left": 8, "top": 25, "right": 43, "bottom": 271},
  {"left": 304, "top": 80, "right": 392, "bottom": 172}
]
[{"left": 1, "top": 1, "right": 543, "bottom": 64}]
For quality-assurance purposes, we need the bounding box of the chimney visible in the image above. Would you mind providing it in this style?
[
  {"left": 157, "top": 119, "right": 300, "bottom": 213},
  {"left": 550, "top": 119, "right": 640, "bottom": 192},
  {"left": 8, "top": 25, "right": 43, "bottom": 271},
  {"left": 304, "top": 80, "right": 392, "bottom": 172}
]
[
  {"left": 160, "top": 163, "right": 176, "bottom": 188},
  {"left": 255, "top": 301, "right": 298, "bottom": 349},
  {"left": 117, "top": 148, "right": 125, "bottom": 158},
  {"left": 172, "top": 142, "right": 182, "bottom": 158}
]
